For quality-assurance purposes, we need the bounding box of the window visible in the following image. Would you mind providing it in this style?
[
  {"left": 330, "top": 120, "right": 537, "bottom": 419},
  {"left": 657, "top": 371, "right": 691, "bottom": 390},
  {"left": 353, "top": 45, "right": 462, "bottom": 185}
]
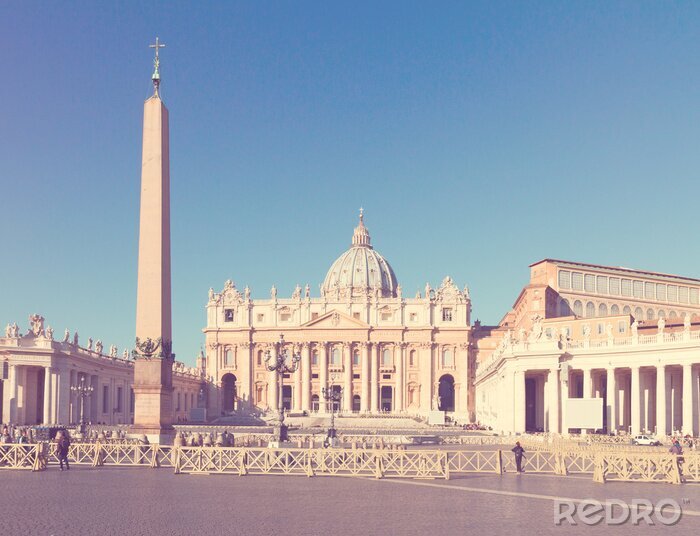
[
  {"left": 409, "top": 312, "right": 418, "bottom": 322},
  {"left": 381, "top": 349, "right": 392, "bottom": 366},
  {"left": 311, "top": 351, "right": 318, "bottom": 366},
  {"left": 585, "top": 302, "right": 595, "bottom": 318},
  {"left": 563, "top": 326, "right": 571, "bottom": 338},
  {"left": 257, "top": 351, "right": 263, "bottom": 366},
  {"left": 644, "top": 282, "right": 654, "bottom": 300},
  {"left": 618, "top": 321, "right": 626, "bottom": 334},
  {"left": 658, "top": 310, "right": 665, "bottom": 318},
  {"left": 597, "top": 323, "right": 604, "bottom": 335},
  {"left": 668, "top": 285, "right": 678, "bottom": 302},
  {"left": 558, "top": 270, "right": 571, "bottom": 289},
  {"left": 669, "top": 310, "right": 678, "bottom": 318},
  {"left": 353, "top": 312, "right": 360, "bottom": 320},
  {"left": 409, "top": 350, "right": 416, "bottom": 367},
  {"left": 331, "top": 347, "right": 341, "bottom": 365},
  {"left": 611, "top": 304, "right": 620, "bottom": 315},
  {"left": 224, "top": 309, "right": 234, "bottom": 322},
  {"left": 679, "top": 286, "right": 689, "bottom": 304},
  {"left": 573, "top": 300, "right": 583, "bottom": 317},
  {"left": 256, "top": 313, "right": 265, "bottom": 322},
  {"left": 584, "top": 274, "right": 595, "bottom": 293},
  {"left": 311, "top": 312, "right": 319, "bottom": 320},
  {"left": 116, "top": 387, "right": 123, "bottom": 412},
  {"left": 442, "top": 349, "right": 454, "bottom": 368},
  {"left": 621, "top": 279, "right": 632, "bottom": 297},
  {"left": 623, "top": 305, "right": 632, "bottom": 316},
  {"left": 352, "top": 350, "right": 360, "bottom": 366},
  {"left": 609, "top": 278, "right": 620, "bottom": 295},
  {"left": 177, "top": 392, "right": 181, "bottom": 411},
  {"left": 280, "top": 312, "right": 291, "bottom": 322},
  {"left": 598, "top": 303, "right": 608, "bottom": 317},
  {"left": 634, "top": 307, "right": 643, "bottom": 320},
  {"left": 381, "top": 311, "right": 392, "bottom": 321},
  {"left": 646, "top": 308, "right": 654, "bottom": 321},
  {"left": 691, "top": 288, "right": 699, "bottom": 305},
  {"left": 103, "top": 385, "right": 109, "bottom": 413},
  {"left": 572, "top": 272, "right": 583, "bottom": 290},
  {"left": 633, "top": 280, "right": 643, "bottom": 299},
  {"left": 656, "top": 284, "right": 667, "bottom": 302},
  {"left": 596, "top": 276, "right": 608, "bottom": 294},
  {"left": 442, "top": 308, "right": 453, "bottom": 322},
  {"left": 224, "top": 347, "right": 231, "bottom": 366}
]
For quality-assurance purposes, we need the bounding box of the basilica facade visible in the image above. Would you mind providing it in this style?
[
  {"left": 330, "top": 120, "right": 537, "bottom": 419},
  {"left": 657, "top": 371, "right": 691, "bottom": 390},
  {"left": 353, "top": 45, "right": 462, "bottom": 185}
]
[{"left": 202, "top": 212, "right": 474, "bottom": 420}]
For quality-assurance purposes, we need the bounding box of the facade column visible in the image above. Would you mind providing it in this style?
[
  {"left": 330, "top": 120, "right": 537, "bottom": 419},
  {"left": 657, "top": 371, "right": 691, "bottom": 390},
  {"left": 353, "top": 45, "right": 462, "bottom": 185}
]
[
  {"left": 57, "top": 369, "right": 71, "bottom": 424},
  {"left": 2, "top": 364, "right": 17, "bottom": 423},
  {"left": 267, "top": 345, "right": 278, "bottom": 411},
  {"left": 683, "top": 363, "right": 694, "bottom": 437},
  {"left": 43, "top": 367, "right": 53, "bottom": 425},
  {"left": 560, "top": 364, "right": 570, "bottom": 435},
  {"left": 360, "top": 343, "right": 370, "bottom": 412},
  {"left": 631, "top": 366, "right": 641, "bottom": 435},
  {"left": 656, "top": 364, "right": 667, "bottom": 437},
  {"left": 343, "top": 343, "right": 352, "bottom": 412},
  {"left": 301, "top": 343, "right": 311, "bottom": 412},
  {"left": 239, "top": 343, "right": 251, "bottom": 410},
  {"left": 514, "top": 370, "right": 526, "bottom": 433},
  {"left": 370, "top": 343, "right": 379, "bottom": 412},
  {"left": 607, "top": 368, "right": 617, "bottom": 434},
  {"left": 547, "top": 368, "right": 559, "bottom": 433},
  {"left": 395, "top": 343, "right": 404, "bottom": 413},
  {"left": 294, "top": 344, "right": 302, "bottom": 411},
  {"left": 319, "top": 342, "right": 328, "bottom": 413},
  {"left": 420, "top": 343, "right": 433, "bottom": 413}
]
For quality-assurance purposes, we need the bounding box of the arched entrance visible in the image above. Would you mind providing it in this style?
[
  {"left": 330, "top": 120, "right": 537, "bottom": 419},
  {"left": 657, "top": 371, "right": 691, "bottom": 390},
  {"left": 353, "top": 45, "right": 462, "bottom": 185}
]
[
  {"left": 438, "top": 375, "right": 455, "bottom": 412},
  {"left": 221, "top": 373, "right": 237, "bottom": 413},
  {"left": 352, "top": 395, "right": 361, "bottom": 412},
  {"left": 380, "top": 386, "right": 393, "bottom": 412},
  {"left": 312, "top": 394, "right": 320, "bottom": 412}
]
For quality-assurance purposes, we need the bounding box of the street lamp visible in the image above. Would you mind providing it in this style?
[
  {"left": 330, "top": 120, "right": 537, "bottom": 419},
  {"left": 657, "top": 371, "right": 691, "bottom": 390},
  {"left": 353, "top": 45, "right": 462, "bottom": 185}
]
[
  {"left": 70, "top": 374, "right": 94, "bottom": 435},
  {"left": 264, "top": 334, "right": 300, "bottom": 442},
  {"left": 322, "top": 376, "right": 343, "bottom": 444}
]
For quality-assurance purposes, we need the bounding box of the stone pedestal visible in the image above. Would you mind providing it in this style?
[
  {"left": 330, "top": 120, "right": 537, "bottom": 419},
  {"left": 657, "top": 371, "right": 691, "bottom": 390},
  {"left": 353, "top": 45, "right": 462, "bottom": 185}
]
[{"left": 130, "top": 357, "right": 174, "bottom": 444}]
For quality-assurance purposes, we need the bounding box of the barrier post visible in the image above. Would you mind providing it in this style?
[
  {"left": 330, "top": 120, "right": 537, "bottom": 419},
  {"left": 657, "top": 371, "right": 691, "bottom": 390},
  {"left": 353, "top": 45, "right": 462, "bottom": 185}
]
[{"left": 496, "top": 450, "right": 503, "bottom": 474}]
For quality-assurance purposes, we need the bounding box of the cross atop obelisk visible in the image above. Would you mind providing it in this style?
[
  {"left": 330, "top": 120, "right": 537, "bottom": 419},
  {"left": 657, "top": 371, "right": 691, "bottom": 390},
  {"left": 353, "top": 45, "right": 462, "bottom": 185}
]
[{"left": 149, "top": 37, "right": 166, "bottom": 96}]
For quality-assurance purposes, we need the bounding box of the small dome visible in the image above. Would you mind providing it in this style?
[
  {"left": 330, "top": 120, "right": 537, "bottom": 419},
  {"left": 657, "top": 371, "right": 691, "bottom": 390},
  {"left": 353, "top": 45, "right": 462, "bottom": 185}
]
[{"left": 322, "top": 210, "right": 398, "bottom": 298}]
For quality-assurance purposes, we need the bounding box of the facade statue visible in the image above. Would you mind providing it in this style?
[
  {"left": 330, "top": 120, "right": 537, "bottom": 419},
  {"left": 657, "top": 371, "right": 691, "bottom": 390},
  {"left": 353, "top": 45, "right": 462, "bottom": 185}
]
[
  {"left": 415, "top": 291, "right": 421, "bottom": 299},
  {"left": 425, "top": 283, "right": 432, "bottom": 300},
  {"left": 518, "top": 328, "right": 526, "bottom": 343},
  {"left": 631, "top": 320, "right": 638, "bottom": 336},
  {"left": 4, "top": 324, "right": 11, "bottom": 338},
  {"left": 244, "top": 286, "right": 251, "bottom": 301},
  {"left": 528, "top": 315, "right": 543, "bottom": 342},
  {"left": 658, "top": 316, "right": 665, "bottom": 333},
  {"left": 270, "top": 285, "right": 277, "bottom": 299},
  {"left": 62, "top": 329, "right": 70, "bottom": 343},
  {"left": 73, "top": 331, "right": 79, "bottom": 346},
  {"left": 292, "top": 284, "right": 301, "bottom": 300},
  {"left": 11, "top": 323, "right": 19, "bottom": 338},
  {"left": 208, "top": 287, "right": 214, "bottom": 301},
  {"left": 28, "top": 314, "right": 45, "bottom": 337},
  {"left": 582, "top": 324, "right": 591, "bottom": 339},
  {"left": 684, "top": 313, "right": 692, "bottom": 331},
  {"left": 396, "top": 284, "right": 402, "bottom": 299},
  {"left": 463, "top": 286, "right": 470, "bottom": 299},
  {"left": 305, "top": 284, "right": 310, "bottom": 299},
  {"left": 224, "top": 279, "right": 235, "bottom": 292},
  {"left": 109, "top": 345, "right": 117, "bottom": 358},
  {"left": 45, "top": 326, "right": 54, "bottom": 340},
  {"left": 123, "top": 349, "right": 129, "bottom": 359},
  {"left": 87, "top": 337, "right": 93, "bottom": 351},
  {"left": 606, "top": 323, "right": 613, "bottom": 338}
]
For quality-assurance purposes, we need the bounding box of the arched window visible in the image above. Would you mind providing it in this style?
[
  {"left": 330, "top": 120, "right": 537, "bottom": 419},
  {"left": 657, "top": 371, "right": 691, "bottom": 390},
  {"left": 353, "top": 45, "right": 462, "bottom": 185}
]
[
  {"left": 381, "top": 349, "right": 392, "bottom": 366},
  {"left": 646, "top": 309, "right": 654, "bottom": 321},
  {"left": 586, "top": 302, "right": 595, "bottom": 318},
  {"left": 634, "top": 307, "right": 643, "bottom": 320},
  {"left": 560, "top": 299, "right": 572, "bottom": 316},
  {"left": 442, "top": 348, "right": 454, "bottom": 368},
  {"left": 409, "top": 350, "right": 416, "bottom": 367},
  {"left": 352, "top": 349, "right": 360, "bottom": 366},
  {"left": 611, "top": 304, "right": 620, "bottom": 315},
  {"left": 658, "top": 310, "right": 666, "bottom": 319},
  {"left": 598, "top": 304, "right": 608, "bottom": 317},
  {"left": 573, "top": 300, "right": 583, "bottom": 317},
  {"left": 224, "top": 347, "right": 231, "bottom": 367},
  {"left": 331, "top": 347, "right": 341, "bottom": 365},
  {"left": 669, "top": 311, "right": 678, "bottom": 319},
  {"left": 311, "top": 350, "right": 318, "bottom": 366},
  {"left": 256, "top": 350, "right": 263, "bottom": 366},
  {"left": 623, "top": 305, "right": 632, "bottom": 316}
]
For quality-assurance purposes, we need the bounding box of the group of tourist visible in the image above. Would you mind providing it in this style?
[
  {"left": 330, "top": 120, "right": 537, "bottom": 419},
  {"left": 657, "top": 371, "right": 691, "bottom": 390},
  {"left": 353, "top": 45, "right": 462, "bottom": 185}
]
[{"left": 0, "top": 424, "right": 31, "bottom": 444}]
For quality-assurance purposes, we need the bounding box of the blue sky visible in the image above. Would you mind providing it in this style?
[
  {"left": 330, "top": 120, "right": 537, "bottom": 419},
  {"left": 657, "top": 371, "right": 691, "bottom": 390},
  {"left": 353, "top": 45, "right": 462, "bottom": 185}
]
[{"left": 2, "top": 1, "right": 700, "bottom": 364}]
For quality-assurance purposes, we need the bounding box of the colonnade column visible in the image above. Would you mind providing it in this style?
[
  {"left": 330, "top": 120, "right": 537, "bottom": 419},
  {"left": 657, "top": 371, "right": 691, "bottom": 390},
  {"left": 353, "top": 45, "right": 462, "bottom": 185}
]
[
  {"left": 513, "top": 370, "right": 525, "bottom": 433},
  {"left": 656, "top": 365, "right": 666, "bottom": 437},
  {"left": 547, "top": 368, "right": 559, "bottom": 433},
  {"left": 319, "top": 342, "right": 328, "bottom": 413},
  {"left": 343, "top": 343, "right": 352, "bottom": 412},
  {"left": 607, "top": 368, "right": 617, "bottom": 434},
  {"left": 631, "top": 366, "right": 641, "bottom": 435},
  {"left": 57, "top": 369, "right": 71, "bottom": 424},
  {"left": 682, "top": 363, "right": 694, "bottom": 437},
  {"left": 360, "top": 343, "right": 369, "bottom": 412},
  {"left": 267, "top": 345, "right": 278, "bottom": 411},
  {"left": 294, "top": 344, "right": 302, "bottom": 411},
  {"left": 395, "top": 343, "right": 404, "bottom": 413},
  {"left": 370, "top": 344, "right": 379, "bottom": 412},
  {"left": 301, "top": 343, "right": 311, "bottom": 412},
  {"left": 2, "top": 364, "right": 16, "bottom": 423},
  {"left": 43, "top": 367, "right": 53, "bottom": 425},
  {"left": 582, "top": 368, "right": 593, "bottom": 399}
]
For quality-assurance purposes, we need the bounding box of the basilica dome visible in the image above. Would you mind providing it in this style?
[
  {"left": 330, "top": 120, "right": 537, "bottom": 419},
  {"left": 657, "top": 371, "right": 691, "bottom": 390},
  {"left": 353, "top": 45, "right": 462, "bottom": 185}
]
[{"left": 322, "top": 211, "right": 398, "bottom": 298}]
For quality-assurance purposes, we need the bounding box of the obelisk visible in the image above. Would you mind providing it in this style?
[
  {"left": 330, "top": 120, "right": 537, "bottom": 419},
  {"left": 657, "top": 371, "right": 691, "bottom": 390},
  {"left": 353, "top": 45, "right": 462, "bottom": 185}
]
[{"left": 131, "top": 37, "right": 174, "bottom": 443}]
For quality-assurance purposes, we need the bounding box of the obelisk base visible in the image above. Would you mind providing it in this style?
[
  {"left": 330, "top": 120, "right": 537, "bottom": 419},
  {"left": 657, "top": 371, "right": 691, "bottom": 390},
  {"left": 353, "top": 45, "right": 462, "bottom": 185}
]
[{"left": 130, "top": 357, "right": 175, "bottom": 445}]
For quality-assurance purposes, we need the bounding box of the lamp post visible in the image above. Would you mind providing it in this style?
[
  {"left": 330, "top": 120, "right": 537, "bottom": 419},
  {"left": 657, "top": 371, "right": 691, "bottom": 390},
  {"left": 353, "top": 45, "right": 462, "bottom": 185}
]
[
  {"left": 322, "top": 376, "right": 343, "bottom": 444},
  {"left": 265, "top": 334, "right": 300, "bottom": 442},
  {"left": 70, "top": 374, "right": 94, "bottom": 435}
]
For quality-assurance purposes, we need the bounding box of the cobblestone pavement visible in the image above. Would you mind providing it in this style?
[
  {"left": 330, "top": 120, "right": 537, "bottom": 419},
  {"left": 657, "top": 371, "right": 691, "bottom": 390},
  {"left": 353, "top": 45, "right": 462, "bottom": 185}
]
[{"left": 2, "top": 467, "right": 699, "bottom": 535}]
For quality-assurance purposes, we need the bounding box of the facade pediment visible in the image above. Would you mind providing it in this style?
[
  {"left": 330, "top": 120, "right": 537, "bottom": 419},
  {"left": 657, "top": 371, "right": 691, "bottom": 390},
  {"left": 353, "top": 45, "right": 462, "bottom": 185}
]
[{"left": 301, "top": 310, "right": 369, "bottom": 329}]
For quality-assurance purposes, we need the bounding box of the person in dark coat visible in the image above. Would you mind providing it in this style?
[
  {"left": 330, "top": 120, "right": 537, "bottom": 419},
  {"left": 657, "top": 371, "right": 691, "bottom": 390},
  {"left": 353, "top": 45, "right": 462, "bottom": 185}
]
[
  {"left": 55, "top": 430, "right": 71, "bottom": 471},
  {"left": 511, "top": 441, "right": 526, "bottom": 473}
]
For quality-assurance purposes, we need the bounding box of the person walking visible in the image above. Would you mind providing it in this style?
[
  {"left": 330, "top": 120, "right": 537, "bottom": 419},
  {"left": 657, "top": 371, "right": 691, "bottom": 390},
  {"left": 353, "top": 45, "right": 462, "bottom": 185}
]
[
  {"left": 55, "top": 430, "right": 71, "bottom": 471},
  {"left": 669, "top": 439, "right": 684, "bottom": 481},
  {"left": 512, "top": 441, "right": 526, "bottom": 473}
]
